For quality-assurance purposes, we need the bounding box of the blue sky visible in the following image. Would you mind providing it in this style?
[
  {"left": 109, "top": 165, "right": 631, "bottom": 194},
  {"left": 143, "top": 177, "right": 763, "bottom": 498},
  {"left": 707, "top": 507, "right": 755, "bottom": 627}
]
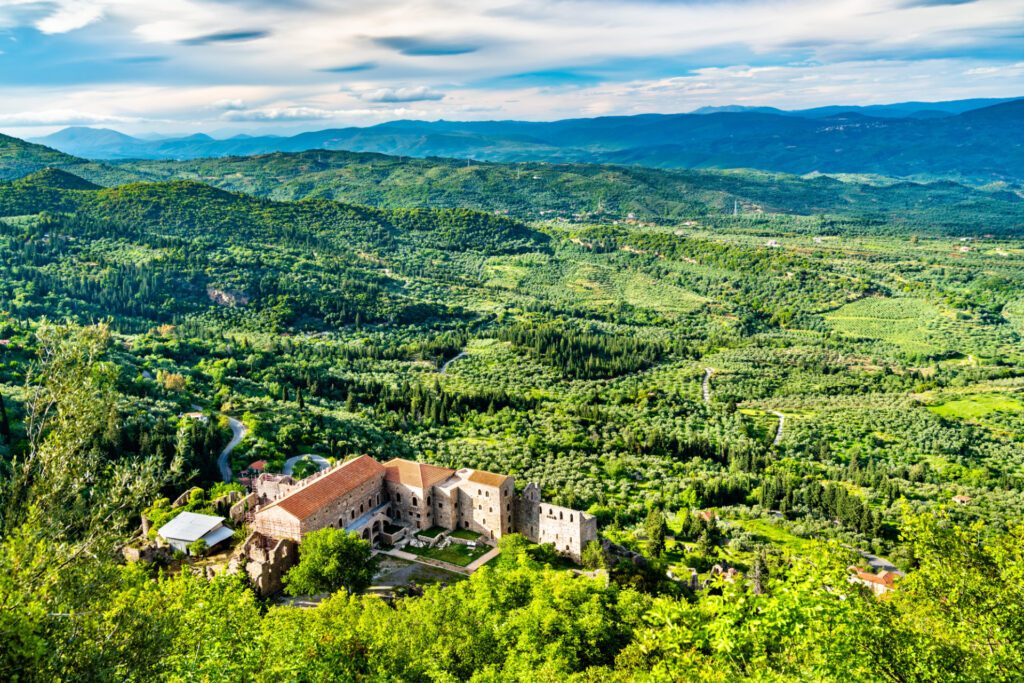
[{"left": 0, "top": 0, "right": 1022, "bottom": 137}]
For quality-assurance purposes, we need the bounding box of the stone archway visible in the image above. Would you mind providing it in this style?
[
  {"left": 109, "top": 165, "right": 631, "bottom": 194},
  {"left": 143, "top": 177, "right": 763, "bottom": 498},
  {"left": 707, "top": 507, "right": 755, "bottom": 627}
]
[{"left": 372, "top": 520, "right": 383, "bottom": 547}]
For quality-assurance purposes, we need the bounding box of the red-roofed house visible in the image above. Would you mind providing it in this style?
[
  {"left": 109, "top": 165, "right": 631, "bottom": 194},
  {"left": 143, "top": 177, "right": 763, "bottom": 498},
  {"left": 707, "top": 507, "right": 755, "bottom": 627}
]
[{"left": 849, "top": 567, "right": 900, "bottom": 596}]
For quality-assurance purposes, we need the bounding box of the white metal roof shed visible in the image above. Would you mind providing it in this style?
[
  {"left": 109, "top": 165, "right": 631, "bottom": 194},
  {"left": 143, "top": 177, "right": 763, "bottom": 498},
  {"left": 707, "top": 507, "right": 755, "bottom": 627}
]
[{"left": 157, "top": 511, "right": 224, "bottom": 543}]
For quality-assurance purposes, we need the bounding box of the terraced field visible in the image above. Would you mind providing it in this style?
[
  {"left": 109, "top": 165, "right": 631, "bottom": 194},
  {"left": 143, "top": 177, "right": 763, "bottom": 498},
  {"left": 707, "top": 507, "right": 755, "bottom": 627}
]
[{"left": 824, "top": 297, "right": 943, "bottom": 355}]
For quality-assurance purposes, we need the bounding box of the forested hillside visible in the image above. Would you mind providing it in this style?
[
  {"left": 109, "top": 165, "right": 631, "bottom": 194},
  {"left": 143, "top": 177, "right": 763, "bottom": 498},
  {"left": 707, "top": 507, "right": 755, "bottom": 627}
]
[
  {"left": 0, "top": 134, "right": 87, "bottom": 181},
  {"left": 77, "top": 150, "right": 1024, "bottom": 235},
  {"left": 1, "top": 159, "right": 1023, "bottom": 680}
]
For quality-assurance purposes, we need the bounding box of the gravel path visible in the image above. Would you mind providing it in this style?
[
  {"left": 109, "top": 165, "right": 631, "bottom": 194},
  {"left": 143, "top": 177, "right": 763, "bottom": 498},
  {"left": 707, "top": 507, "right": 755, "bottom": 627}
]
[
  {"left": 702, "top": 367, "right": 714, "bottom": 403},
  {"left": 769, "top": 410, "right": 785, "bottom": 446},
  {"left": 439, "top": 351, "right": 468, "bottom": 374}
]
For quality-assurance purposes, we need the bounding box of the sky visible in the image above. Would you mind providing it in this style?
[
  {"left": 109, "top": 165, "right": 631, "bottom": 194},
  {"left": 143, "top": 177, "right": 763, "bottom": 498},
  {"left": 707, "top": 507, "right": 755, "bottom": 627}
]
[{"left": 0, "top": 0, "right": 1022, "bottom": 138}]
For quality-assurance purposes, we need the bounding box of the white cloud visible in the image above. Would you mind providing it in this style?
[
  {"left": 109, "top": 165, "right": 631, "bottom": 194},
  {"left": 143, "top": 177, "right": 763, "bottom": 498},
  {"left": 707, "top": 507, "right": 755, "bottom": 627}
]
[
  {"left": 357, "top": 86, "right": 445, "bottom": 103},
  {"left": 0, "top": 108, "right": 139, "bottom": 126},
  {"left": 212, "top": 98, "right": 247, "bottom": 110},
  {"left": 35, "top": 0, "right": 105, "bottom": 34},
  {"left": 221, "top": 106, "right": 376, "bottom": 121},
  {"left": 0, "top": 0, "right": 1022, "bottom": 135}
]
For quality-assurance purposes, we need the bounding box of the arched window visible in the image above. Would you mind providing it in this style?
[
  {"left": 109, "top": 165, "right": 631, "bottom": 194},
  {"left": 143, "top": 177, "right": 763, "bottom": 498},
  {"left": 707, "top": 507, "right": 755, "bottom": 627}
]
[
  {"left": 570, "top": 514, "right": 574, "bottom": 522},
  {"left": 412, "top": 497, "right": 417, "bottom": 507}
]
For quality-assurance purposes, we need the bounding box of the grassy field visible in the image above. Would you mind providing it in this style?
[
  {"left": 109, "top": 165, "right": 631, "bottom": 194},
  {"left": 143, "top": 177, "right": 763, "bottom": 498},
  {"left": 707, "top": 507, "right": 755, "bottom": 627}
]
[
  {"left": 928, "top": 392, "right": 1024, "bottom": 419},
  {"left": 450, "top": 528, "right": 483, "bottom": 541},
  {"left": 728, "top": 518, "right": 818, "bottom": 556}
]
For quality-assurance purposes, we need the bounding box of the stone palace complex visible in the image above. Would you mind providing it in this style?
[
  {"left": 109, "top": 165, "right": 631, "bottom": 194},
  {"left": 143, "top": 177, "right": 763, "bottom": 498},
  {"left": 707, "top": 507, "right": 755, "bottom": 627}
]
[{"left": 251, "top": 456, "right": 597, "bottom": 561}]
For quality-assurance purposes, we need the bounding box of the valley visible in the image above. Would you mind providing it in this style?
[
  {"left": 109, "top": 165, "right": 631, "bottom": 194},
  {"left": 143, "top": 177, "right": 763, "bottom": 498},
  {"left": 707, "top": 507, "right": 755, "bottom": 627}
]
[{"left": 0, "top": 132, "right": 1022, "bottom": 681}]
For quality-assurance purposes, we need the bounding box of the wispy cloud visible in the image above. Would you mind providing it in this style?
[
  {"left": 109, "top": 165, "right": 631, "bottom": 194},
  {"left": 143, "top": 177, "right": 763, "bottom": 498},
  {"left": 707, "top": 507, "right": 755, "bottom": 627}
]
[
  {"left": 180, "top": 29, "right": 270, "bottom": 45},
  {"left": 0, "top": 0, "right": 1021, "bottom": 135},
  {"left": 358, "top": 86, "right": 445, "bottom": 102},
  {"left": 372, "top": 35, "right": 482, "bottom": 56},
  {"left": 0, "top": 108, "right": 140, "bottom": 126},
  {"left": 320, "top": 61, "right": 378, "bottom": 73}
]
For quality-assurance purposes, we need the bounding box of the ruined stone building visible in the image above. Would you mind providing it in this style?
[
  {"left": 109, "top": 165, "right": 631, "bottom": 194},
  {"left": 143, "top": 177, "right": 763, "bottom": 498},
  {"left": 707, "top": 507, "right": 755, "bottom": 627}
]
[{"left": 251, "top": 455, "right": 597, "bottom": 561}]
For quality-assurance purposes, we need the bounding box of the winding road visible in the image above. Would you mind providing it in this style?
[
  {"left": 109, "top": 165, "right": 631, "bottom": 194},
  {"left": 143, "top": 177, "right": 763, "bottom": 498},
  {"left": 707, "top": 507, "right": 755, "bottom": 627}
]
[
  {"left": 769, "top": 410, "right": 785, "bottom": 446},
  {"left": 217, "top": 416, "right": 248, "bottom": 483},
  {"left": 439, "top": 351, "right": 468, "bottom": 374},
  {"left": 283, "top": 454, "right": 331, "bottom": 476},
  {"left": 702, "top": 367, "right": 714, "bottom": 403},
  {"left": 847, "top": 546, "right": 905, "bottom": 576}
]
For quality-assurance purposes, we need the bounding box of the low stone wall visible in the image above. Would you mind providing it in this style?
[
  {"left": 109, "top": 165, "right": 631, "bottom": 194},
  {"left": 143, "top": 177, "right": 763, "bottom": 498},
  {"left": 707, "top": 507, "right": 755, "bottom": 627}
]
[
  {"left": 212, "top": 490, "right": 243, "bottom": 516},
  {"left": 122, "top": 542, "right": 173, "bottom": 564},
  {"left": 171, "top": 487, "right": 203, "bottom": 508},
  {"left": 448, "top": 535, "right": 488, "bottom": 547},
  {"left": 229, "top": 492, "right": 259, "bottom": 522}
]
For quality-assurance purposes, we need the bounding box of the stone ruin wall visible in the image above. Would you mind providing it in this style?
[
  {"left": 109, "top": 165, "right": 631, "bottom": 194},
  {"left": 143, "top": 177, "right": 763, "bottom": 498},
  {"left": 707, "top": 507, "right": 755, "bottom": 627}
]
[
  {"left": 514, "top": 482, "right": 597, "bottom": 562},
  {"left": 232, "top": 531, "right": 298, "bottom": 597}
]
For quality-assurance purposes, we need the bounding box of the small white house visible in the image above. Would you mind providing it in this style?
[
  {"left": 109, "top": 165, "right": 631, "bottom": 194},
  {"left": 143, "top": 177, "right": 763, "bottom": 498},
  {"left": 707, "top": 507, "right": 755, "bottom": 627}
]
[{"left": 157, "top": 511, "right": 234, "bottom": 555}]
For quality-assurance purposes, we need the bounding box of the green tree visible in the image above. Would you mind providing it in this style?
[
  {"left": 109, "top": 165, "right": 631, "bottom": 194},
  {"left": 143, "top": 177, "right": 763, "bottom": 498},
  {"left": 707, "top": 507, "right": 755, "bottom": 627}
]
[
  {"left": 695, "top": 529, "right": 715, "bottom": 562},
  {"left": 283, "top": 528, "right": 375, "bottom": 596},
  {"left": 0, "top": 324, "right": 172, "bottom": 678},
  {"left": 644, "top": 507, "right": 667, "bottom": 558},
  {"left": 0, "top": 390, "right": 10, "bottom": 444},
  {"left": 582, "top": 540, "right": 607, "bottom": 571},
  {"left": 187, "top": 538, "right": 208, "bottom": 557}
]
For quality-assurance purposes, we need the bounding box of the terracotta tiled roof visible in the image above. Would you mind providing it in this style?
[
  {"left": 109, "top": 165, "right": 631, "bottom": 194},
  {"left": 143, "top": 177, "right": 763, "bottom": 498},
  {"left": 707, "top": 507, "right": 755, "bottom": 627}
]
[
  {"left": 264, "top": 455, "right": 385, "bottom": 520},
  {"left": 467, "top": 469, "right": 510, "bottom": 488},
  {"left": 854, "top": 571, "right": 898, "bottom": 587},
  {"left": 248, "top": 460, "right": 267, "bottom": 471},
  {"left": 383, "top": 459, "right": 454, "bottom": 490}
]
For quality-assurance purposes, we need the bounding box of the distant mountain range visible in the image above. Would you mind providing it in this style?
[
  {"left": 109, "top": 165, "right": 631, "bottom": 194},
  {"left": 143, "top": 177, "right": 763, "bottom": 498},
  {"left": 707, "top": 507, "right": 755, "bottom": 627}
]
[
  {"left": 25, "top": 97, "right": 1024, "bottom": 182},
  {"left": 689, "top": 97, "right": 1016, "bottom": 118}
]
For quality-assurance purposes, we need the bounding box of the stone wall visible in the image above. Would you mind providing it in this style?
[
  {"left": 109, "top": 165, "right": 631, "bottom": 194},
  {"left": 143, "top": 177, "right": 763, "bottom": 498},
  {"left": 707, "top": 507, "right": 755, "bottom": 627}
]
[
  {"left": 253, "top": 473, "right": 296, "bottom": 502},
  {"left": 229, "top": 492, "right": 259, "bottom": 522},
  {"left": 252, "top": 473, "right": 386, "bottom": 541},
  {"left": 234, "top": 531, "right": 297, "bottom": 597},
  {"left": 212, "top": 490, "right": 243, "bottom": 516},
  {"left": 431, "top": 486, "right": 458, "bottom": 530},
  {"left": 122, "top": 542, "right": 173, "bottom": 564},
  {"left": 171, "top": 486, "right": 203, "bottom": 508},
  {"left": 252, "top": 505, "right": 302, "bottom": 540},
  {"left": 514, "top": 482, "right": 597, "bottom": 562},
  {"left": 385, "top": 481, "right": 433, "bottom": 530},
  {"left": 454, "top": 479, "right": 514, "bottom": 540},
  {"left": 301, "top": 473, "right": 385, "bottom": 536}
]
